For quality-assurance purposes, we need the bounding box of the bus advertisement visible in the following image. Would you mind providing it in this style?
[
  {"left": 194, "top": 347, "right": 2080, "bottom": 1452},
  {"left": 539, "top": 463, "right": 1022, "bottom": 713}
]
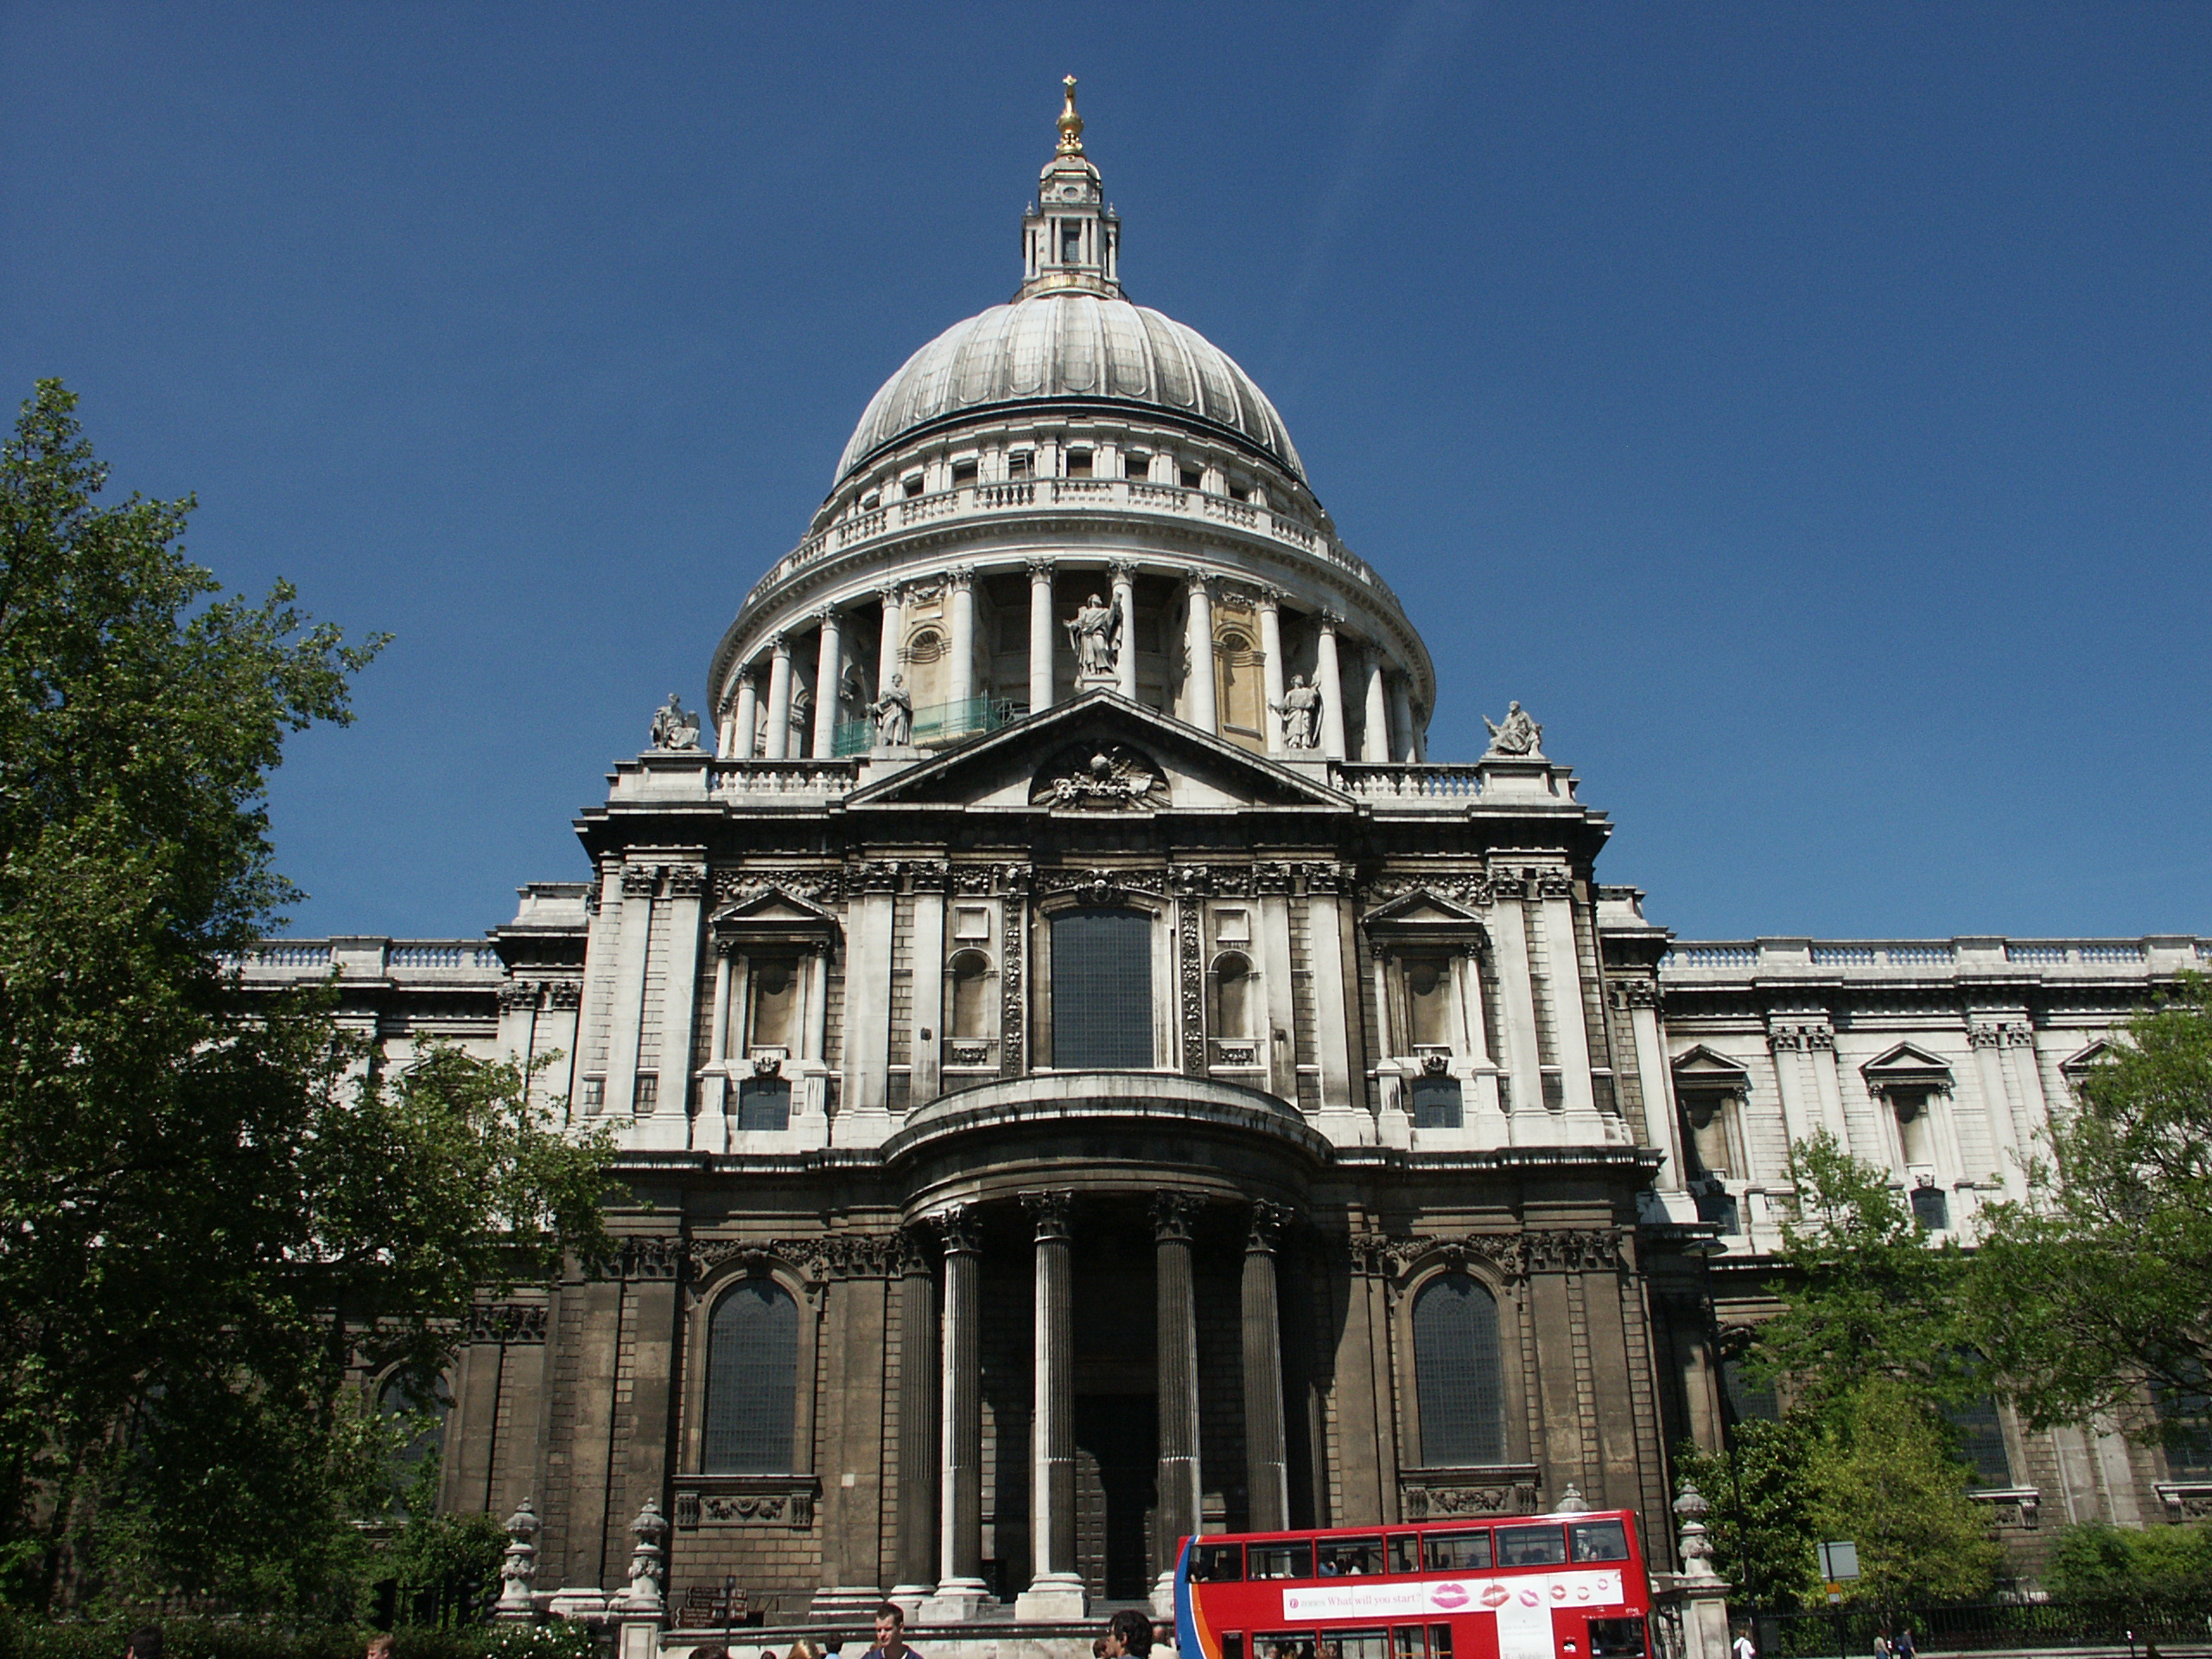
[{"left": 1173, "top": 1512, "right": 1656, "bottom": 1659}]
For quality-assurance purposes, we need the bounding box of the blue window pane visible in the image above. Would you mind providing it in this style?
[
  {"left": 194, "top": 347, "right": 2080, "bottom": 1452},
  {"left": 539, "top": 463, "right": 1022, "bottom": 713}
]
[
  {"left": 1410, "top": 1075, "right": 1463, "bottom": 1128},
  {"left": 1051, "top": 908, "right": 1153, "bottom": 1069},
  {"left": 1910, "top": 1185, "right": 1949, "bottom": 1230},
  {"left": 737, "top": 1077, "right": 791, "bottom": 1130},
  {"left": 1414, "top": 1274, "right": 1503, "bottom": 1465},
  {"left": 1945, "top": 1395, "right": 2011, "bottom": 1488},
  {"left": 703, "top": 1281, "right": 797, "bottom": 1473}
]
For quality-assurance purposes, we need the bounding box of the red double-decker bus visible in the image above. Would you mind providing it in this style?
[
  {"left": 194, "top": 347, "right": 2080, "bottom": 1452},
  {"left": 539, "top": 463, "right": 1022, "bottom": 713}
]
[{"left": 1173, "top": 1511, "right": 1656, "bottom": 1659}]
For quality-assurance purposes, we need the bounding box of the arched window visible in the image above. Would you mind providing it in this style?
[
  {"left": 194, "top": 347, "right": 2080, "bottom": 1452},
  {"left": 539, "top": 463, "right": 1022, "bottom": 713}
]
[
  {"left": 703, "top": 1280, "right": 798, "bottom": 1473},
  {"left": 1051, "top": 907, "right": 1153, "bottom": 1068},
  {"left": 1210, "top": 951, "right": 1254, "bottom": 1039},
  {"left": 947, "top": 950, "right": 992, "bottom": 1040},
  {"left": 1414, "top": 1273, "right": 1504, "bottom": 1465}
]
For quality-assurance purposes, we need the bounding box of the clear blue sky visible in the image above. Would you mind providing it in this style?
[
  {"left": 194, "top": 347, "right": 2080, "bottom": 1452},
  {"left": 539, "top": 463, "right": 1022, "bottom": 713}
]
[{"left": 4, "top": 2, "right": 2206, "bottom": 943}]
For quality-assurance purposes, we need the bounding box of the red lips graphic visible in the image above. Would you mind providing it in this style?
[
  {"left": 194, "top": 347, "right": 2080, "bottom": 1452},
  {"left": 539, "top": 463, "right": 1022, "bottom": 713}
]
[
  {"left": 1433, "top": 1584, "right": 1471, "bottom": 1610},
  {"left": 1481, "top": 1586, "right": 1512, "bottom": 1610}
]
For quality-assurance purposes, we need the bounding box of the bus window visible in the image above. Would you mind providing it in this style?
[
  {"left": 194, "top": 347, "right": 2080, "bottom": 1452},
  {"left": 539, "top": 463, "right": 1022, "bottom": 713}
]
[
  {"left": 1387, "top": 1535, "right": 1421, "bottom": 1575},
  {"left": 1255, "top": 1636, "right": 1317, "bottom": 1659},
  {"left": 1249, "top": 1543, "right": 1315, "bottom": 1580},
  {"left": 1569, "top": 1520, "right": 1631, "bottom": 1563},
  {"left": 1223, "top": 1638, "right": 1246, "bottom": 1659},
  {"left": 1423, "top": 1529, "right": 1492, "bottom": 1573},
  {"left": 1428, "top": 1626, "right": 1454, "bottom": 1659},
  {"left": 1193, "top": 1542, "right": 1245, "bottom": 1581},
  {"left": 1496, "top": 1524, "right": 1567, "bottom": 1567},
  {"left": 1392, "top": 1629, "right": 1426, "bottom": 1659},
  {"left": 1319, "top": 1537, "right": 1383, "bottom": 1577},
  {"left": 1588, "top": 1618, "right": 1647, "bottom": 1658},
  {"left": 1330, "top": 1630, "right": 1389, "bottom": 1659}
]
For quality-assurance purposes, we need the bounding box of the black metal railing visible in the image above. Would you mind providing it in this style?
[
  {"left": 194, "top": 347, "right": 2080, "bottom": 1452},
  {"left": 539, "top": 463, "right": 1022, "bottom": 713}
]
[{"left": 1754, "top": 1599, "right": 2212, "bottom": 1658}]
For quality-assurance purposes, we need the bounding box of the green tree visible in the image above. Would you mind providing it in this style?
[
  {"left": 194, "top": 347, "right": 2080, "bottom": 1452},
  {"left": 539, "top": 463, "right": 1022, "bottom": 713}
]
[
  {"left": 1675, "top": 1416, "right": 1824, "bottom": 1611},
  {"left": 1748, "top": 1132, "right": 1974, "bottom": 1411},
  {"left": 0, "top": 382, "right": 613, "bottom": 1618},
  {"left": 1964, "top": 975, "right": 2212, "bottom": 1457},
  {"left": 1803, "top": 1379, "right": 2005, "bottom": 1612},
  {"left": 2042, "top": 1521, "right": 2212, "bottom": 1606}
]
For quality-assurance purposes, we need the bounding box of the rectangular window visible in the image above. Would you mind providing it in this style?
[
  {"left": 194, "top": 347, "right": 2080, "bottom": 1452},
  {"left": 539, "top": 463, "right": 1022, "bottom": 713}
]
[
  {"left": 1180, "top": 464, "right": 1205, "bottom": 490},
  {"left": 901, "top": 474, "right": 925, "bottom": 498},
  {"left": 1946, "top": 1396, "right": 2012, "bottom": 1488},
  {"left": 951, "top": 459, "right": 978, "bottom": 486},
  {"left": 1060, "top": 220, "right": 1083, "bottom": 262},
  {"left": 1191, "top": 1542, "right": 1243, "bottom": 1582},
  {"left": 1722, "top": 1356, "right": 1779, "bottom": 1423},
  {"left": 1007, "top": 451, "right": 1033, "bottom": 479},
  {"left": 1910, "top": 1184, "right": 1949, "bottom": 1230},
  {"left": 1569, "top": 1520, "right": 1631, "bottom": 1563},
  {"left": 1248, "top": 1542, "right": 1313, "bottom": 1580},
  {"left": 737, "top": 1076, "right": 791, "bottom": 1131},
  {"left": 581, "top": 1076, "right": 605, "bottom": 1109},
  {"left": 1224, "top": 1639, "right": 1246, "bottom": 1659},
  {"left": 1255, "top": 1640, "right": 1315, "bottom": 1659},
  {"left": 1050, "top": 908, "right": 1153, "bottom": 1069},
  {"left": 1387, "top": 1535, "right": 1421, "bottom": 1576},
  {"left": 1334, "top": 1633, "right": 1390, "bottom": 1659},
  {"left": 1393, "top": 1630, "right": 1426, "bottom": 1659},
  {"left": 1229, "top": 483, "right": 1251, "bottom": 502},
  {"left": 1423, "top": 1529, "right": 1492, "bottom": 1573},
  {"left": 1428, "top": 1627, "right": 1453, "bottom": 1659},
  {"left": 1495, "top": 1525, "right": 1568, "bottom": 1568},
  {"left": 1319, "top": 1537, "right": 1382, "bottom": 1576},
  {"left": 1066, "top": 448, "right": 1093, "bottom": 478},
  {"left": 1124, "top": 452, "right": 1149, "bottom": 480},
  {"left": 1410, "top": 1075, "right": 1463, "bottom": 1128},
  {"left": 1589, "top": 1620, "right": 1647, "bottom": 1659},
  {"left": 633, "top": 1073, "right": 658, "bottom": 1109}
]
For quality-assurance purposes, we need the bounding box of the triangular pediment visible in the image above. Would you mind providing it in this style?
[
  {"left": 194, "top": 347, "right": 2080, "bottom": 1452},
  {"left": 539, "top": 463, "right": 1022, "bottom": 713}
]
[
  {"left": 1672, "top": 1044, "right": 1751, "bottom": 1084},
  {"left": 1363, "top": 889, "right": 1488, "bottom": 930},
  {"left": 2059, "top": 1038, "right": 2121, "bottom": 1077},
  {"left": 844, "top": 690, "right": 1353, "bottom": 813},
  {"left": 1862, "top": 1041, "right": 1952, "bottom": 1075},
  {"left": 709, "top": 886, "right": 841, "bottom": 933}
]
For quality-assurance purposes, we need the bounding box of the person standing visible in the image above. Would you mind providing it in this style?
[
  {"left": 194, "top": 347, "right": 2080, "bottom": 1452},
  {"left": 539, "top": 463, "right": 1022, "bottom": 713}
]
[
  {"left": 1102, "top": 1609, "right": 1153, "bottom": 1659},
  {"left": 1732, "top": 1625, "right": 1756, "bottom": 1659},
  {"left": 864, "top": 1604, "right": 918, "bottom": 1659}
]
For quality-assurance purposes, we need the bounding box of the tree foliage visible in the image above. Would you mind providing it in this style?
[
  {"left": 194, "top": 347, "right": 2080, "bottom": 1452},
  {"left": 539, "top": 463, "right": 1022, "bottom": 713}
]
[
  {"left": 1964, "top": 974, "right": 2212, "bottom": 1453},
  {"left": 1675, "top": 1417, "right": 1824, "bottom": 1611},
  {"left": 0, "top": 382, "right": 613, "bottom": 1617},
  {"left": 2041, "top": 1521, "right": 2212, "bottom": 1606}
]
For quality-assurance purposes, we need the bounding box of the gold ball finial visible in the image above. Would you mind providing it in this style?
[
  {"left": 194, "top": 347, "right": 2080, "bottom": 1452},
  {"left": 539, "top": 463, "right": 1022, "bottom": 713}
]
[{"left": 1057, "top": 74, "right": 1084, "bottom": 153}]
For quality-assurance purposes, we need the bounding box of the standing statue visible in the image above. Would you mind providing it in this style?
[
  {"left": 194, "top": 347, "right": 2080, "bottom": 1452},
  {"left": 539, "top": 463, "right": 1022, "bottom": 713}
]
[
  {"left": 1065, "top": 592, "right": 1122, "bottom": 680},
  {"left": 1272, "top": 673, "right": 1322, "bottom": 749},
  {"left": 869, "top": 671, "right": 914, "bottom": 747},
  {"left": 649, "top": 692, "right": 702, "bottom": 751},
  {"left": 789, "top": 686, "right": 812, "bottom": 751},
  {"left": 1482, "top": 700, "right": 1544, "bottom": 757}
]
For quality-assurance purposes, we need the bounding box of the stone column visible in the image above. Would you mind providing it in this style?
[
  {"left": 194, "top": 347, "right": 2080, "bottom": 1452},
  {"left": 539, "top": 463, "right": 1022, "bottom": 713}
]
[
  {"left": 1185, "top": 570, "right": 1218, "bottom": 734},
  {"left": 1257, "top": 588, "right": 1288, "bottom": 753},
  {"left": 601, "top": 865, "right": 658, "bottom": 1116},
  {"left": 1242, "top": 1203, "right": 1292, "bottom": 1533},
  {"left": 732, "top": 670, "right": 759, "bottom": 760},
  {"left": 1152, "top": 1192, "right": 1204, "bottom": 1611},
  {"left": 703, "top": 945, "right": 734, "bottom": 1148},
  {"left": 1315, "top": 613, "right": 1348, "bottom": 760},
  {"left": 1389, "top": 674, "right": 1417, "bottom": 763},
  {"left": 1110, "top": 559, "right": 1138, "bottom": 699},
  {"left": 878, "top": 584, "right": 905, "bottom": 696},
  {"left": 1969, "top": 1021, "right": 2027, "bottom": 1197},
  {"left": 1362, "top": 648, "right": 1390, "bottom": 761},
  {"left": 946, "top": 567, "right": 976, "bottom": 715},
  {"left": 763, "top": 634, "right": 794, "bottom": 760},
  {"left": 1028, "top": 559, "right": 1056, "bottom": 714},
  {"left": 930, "top": 1205, "right": 989, "bottom": 1618},
  {"left": 891, "top": 1227, "right": 940, "bottom": 1610},
  {"left": 1018, "top": 1192, "right": 1084, "bottom": 1618},
  {"left": 640, "top": 865, "right": 706, "bottom": 1151},
  {"left": 811, "top": 608, "right": 843, "bottom": 759}
]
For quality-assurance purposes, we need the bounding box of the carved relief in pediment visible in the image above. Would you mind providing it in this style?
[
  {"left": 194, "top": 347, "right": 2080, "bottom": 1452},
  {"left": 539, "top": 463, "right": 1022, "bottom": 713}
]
[{"left": 1030, "top": 743, "right": 1171, "bottom": 810}]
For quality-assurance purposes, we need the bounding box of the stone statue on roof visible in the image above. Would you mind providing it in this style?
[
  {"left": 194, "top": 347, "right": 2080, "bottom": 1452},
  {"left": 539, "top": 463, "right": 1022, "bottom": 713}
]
[
  {"left": 649, "top": 692, "right": 701, "bottom": 751},
  {"left": 1482, "top": 700, "right": 1543, "bottom": 759}
]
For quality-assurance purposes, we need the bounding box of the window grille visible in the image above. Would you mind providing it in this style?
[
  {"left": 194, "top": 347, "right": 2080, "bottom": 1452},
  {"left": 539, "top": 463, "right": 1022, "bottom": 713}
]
[
  {"left": 1051, "top": 908, "right": 1153, "bottom": 1068},
  {"left": 1409, "top": 1075, "right": 1463, "bottom": 1128},
  {"left": 737, "top": 1077, "right": 791, "bottom": 1131},
  {"left": 1910, "top": 1184, "right": 1948, "bottom": 1230},
  {"left": 1945, "top": 1395, "right": 2012, "bottom": 1487},
  {"left": 1413, "top": 1273, "right": 1503, "bottom": 1464},
  {"left": 702, "top": 1280, "right": 798, "bottom": 1473}
]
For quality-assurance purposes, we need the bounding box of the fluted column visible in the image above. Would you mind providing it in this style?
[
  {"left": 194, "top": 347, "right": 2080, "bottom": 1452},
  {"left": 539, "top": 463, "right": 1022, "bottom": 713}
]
[
  {"left": 1153, "top": 1192, "right": 1204, "bottom": 1608},
  {"left": 1315, "top": 614, "right": 1348, "bottom": 760},
  {"left": 933, "top": 1205, "right": 988, "bottom": 1613},
  {"left": 1185, "top": 570, "right": 1218, "bottom": 734},
  {"left": 1028, "top": 559, "right": 1056, "bottom": 714},
  {"left": 763, "top": 634, "right": 794, "bottom": 760},
  {"left": 732, "top": 670, "right": 759, "bottom": 760},
  {"left": 1110, "top": 559, "right": 1138, "bottom": 699},
  {"left": 1389, "top": 674, "right": 1417, "bottom": 763},
  {"left": 946, "top": 568, "right": 976, "bottom": 713},
  {"left": 1018, "top": 1192, "right": 1084, "bottom": 1618},
  {"left": 1243, "top": 1203, "right": 1292, "bottom": 1532},
  {"left": 891, "top": 1228, "right": 939, "bottom": 1605},
  {"left": 878, "top": 584, "right": 905, "bottom": 693},
  {"left": 811, "top": 608, "right": 842, "bottom": 759},
  {"left": 1257, "top": 588, "right": 1287, "bottom": 753},
  {"left": 1362, "top": 648, "right": 1390, "bottom": 761}
]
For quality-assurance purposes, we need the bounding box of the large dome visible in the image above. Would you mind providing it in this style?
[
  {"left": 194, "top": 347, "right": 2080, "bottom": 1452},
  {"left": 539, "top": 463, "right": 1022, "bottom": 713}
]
[{"left": 834, "top": 290, "right": 1306, "bottom": 488}]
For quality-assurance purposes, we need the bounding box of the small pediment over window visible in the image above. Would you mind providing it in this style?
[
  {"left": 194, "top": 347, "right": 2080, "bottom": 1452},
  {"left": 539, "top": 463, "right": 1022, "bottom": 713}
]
[
  {"left": 710, "top": 886, "right": 842, "bottom": 950},
  {"left": 1364, "top": 888, "right": 1489, "bottom": 947},
  {"left": 2058, "top": 1039, "right": 2121, "bottom": 1079},
  {"left": 1673, "top": 1045, "right": 1751, "bottom": 1090},
  {"left": 1861, "top": 1041, "right": 1955, "bottom": 1094}
]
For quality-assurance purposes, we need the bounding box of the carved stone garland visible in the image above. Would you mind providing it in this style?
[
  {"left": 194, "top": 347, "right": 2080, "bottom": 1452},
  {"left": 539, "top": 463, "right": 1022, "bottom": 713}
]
[
  {"left": 1179, "top": 897, "right": 1207, "bottom": 1080},
  {"left": 1001, "top": 888, "right": 1027, "bottom": 1079}
]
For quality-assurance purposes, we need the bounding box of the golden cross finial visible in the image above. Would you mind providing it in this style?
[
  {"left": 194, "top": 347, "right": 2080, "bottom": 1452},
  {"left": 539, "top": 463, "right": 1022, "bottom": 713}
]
[{"left": 1057, "top": 74, "right": 1084, "bottom": 154}]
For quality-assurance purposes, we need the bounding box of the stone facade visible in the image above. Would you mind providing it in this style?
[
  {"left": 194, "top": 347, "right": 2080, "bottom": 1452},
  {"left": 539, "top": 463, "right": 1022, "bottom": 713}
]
[{"left": 244, "top": 90, "right": 2212, "bottom": 1624}]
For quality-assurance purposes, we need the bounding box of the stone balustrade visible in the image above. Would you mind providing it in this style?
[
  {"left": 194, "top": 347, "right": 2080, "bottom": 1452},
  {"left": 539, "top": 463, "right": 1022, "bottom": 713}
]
[
  {"left": 1331, "top": 761, "right": 1485, "bottom": 799},
  {"left": 1661, "top": 935, "right": 2209, "bottom": 978},
  {"left": 224, "top": 938, "right": 503, "bottom": 981}
]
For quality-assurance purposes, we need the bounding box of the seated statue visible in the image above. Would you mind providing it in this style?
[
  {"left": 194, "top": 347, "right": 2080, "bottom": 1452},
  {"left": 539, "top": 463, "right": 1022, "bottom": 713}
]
[{"left": 649, "top": 692, "right": 701, "bottom": 751}]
